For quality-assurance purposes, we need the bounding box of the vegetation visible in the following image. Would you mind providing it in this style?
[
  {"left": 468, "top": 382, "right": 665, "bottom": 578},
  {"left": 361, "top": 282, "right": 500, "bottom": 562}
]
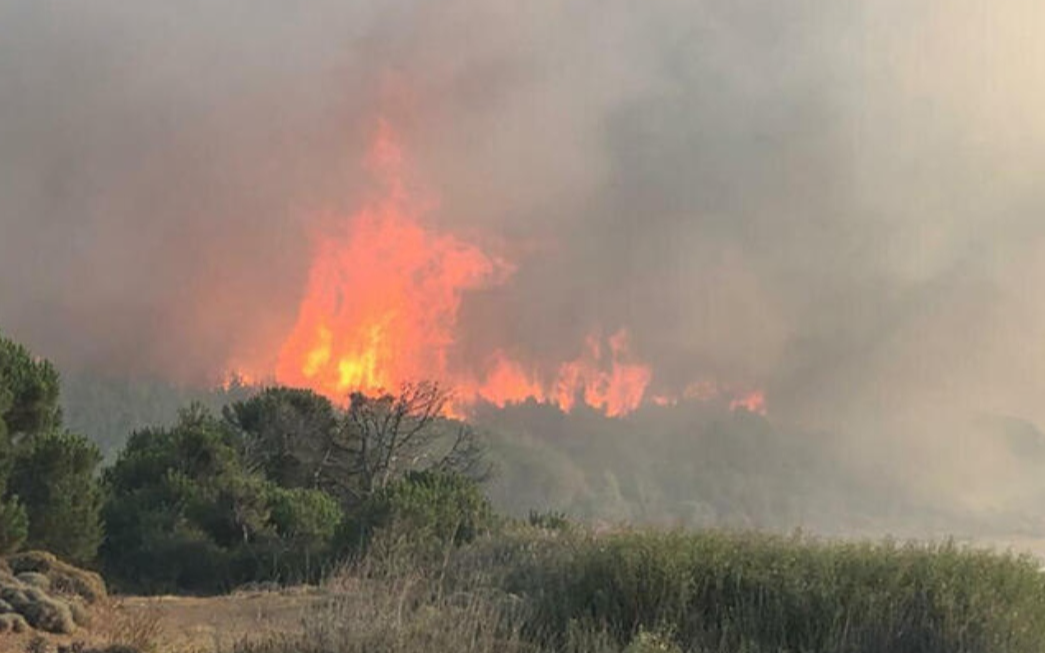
[
  {"left": 8, "top": 431, "right": 104, "bottom": 565},
  {"left": 100, "top": 403, "right": 344, "bottom": 594},
  {"left": 0, "top": 332, "right": 103, "bottom": 564},
  {"left": 6, "top": 329, "right": 1045, "bottom": 651},
  {"left": 229, "top": 528, "right": 1045, "bottom": 653},
  {"left": 338, "top": 469, "right": 497, "bottom": 562},
  {"left": 513, "top": 531, "right": 1045, "bottom": 652},
  {"left": 61, "top": 366, "right": 1045, "bottom": 540},
  {"left": 0, "top": 550, "right": 105, "bottom": 635}
]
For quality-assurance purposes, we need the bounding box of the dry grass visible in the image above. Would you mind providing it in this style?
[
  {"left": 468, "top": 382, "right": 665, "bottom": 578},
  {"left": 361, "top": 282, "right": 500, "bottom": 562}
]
[
  {"left": 6, "top": 531, "right": 1045, "bottom": 653},
  {"left": 0, "top": 590, "right": 323, "bottom": 653}
]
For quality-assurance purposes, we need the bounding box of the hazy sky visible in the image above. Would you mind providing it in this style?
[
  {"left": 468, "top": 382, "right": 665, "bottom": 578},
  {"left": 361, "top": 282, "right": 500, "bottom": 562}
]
[{"left": 2, "top": 0, "right": 1044, "bottom": 477}]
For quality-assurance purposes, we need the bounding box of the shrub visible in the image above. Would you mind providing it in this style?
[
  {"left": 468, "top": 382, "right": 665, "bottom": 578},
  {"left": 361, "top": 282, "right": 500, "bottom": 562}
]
[
  {"left": 0, "top": 498, "right": 28, "bottom": 554},
  {"left": 261, "top": 486, "right": 343, "bottom": 582},
  {"left": 338, "top": 470, "right": 496, "bottom": 563},
  {"left": 8, "top": 431, "right": 104, "bottom": 564},
  {"left": 0, "top": 579, "right": 76, "bottom": 634},
  {"left": 16, "top": 571, "right": 50, "bottom": 591},
  {"left": 101, "top": 405, "right": 270, "bottom": 594},
  {"left": 528, "top": 509, "right": 572, "bottom": 532},
  {"left": 19, "top": 587, "right": 76, "bottom": 634},
  {"left": 0, "top": 332, "right": 103, "bottom": 564},
  {"left": 223, "top": 387, "right": 340, "bottom": 490},
  {"left": 7, "top": 550, "right": 107, "bottom": 603},
  {"left": 0, "top": 611, "right": 29, "bottom": 633}
]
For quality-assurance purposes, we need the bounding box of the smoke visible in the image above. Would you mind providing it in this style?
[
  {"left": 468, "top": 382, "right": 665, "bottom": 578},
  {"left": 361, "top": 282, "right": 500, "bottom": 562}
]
[{"left": 3, "top": 1, "right": 1045, "bottom": 515}]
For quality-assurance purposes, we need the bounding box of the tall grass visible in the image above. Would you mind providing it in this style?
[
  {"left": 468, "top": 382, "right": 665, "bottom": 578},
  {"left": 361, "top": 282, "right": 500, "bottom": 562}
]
[
  {"left": 237, "top": 528, "right": 1045, "bottom": 653},
  {"left": 510, "top": 530, "right": 1045, "bottom": 653}
]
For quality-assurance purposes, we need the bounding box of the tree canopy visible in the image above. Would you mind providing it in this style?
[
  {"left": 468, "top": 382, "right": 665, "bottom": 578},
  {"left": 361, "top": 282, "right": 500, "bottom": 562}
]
[{"left": 0, "top": 331, "right": 101, "bottom": 562}]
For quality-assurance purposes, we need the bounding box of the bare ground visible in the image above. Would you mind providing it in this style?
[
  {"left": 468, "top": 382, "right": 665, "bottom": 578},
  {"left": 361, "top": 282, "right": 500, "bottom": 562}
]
[{"left": 0, "top": 588, "right": 325, "bottom": 653}]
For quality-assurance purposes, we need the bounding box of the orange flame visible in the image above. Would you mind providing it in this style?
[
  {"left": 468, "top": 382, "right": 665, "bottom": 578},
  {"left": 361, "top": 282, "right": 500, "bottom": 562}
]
[
  {"left": 274, "top": 121, "right": 761, "bottom": 418},
  {"left": 468, "top": 329, "right": 651, "bottom": 416},
  {"left": 276, "top": 121, "right": 510, "bottom": 399},
  {"left": 729, "top": 390, "right": 767, "bottom": 415}
]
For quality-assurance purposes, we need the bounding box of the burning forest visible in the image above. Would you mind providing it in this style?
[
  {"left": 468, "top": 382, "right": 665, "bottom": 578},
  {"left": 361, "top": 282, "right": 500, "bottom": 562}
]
[
  {"left": 269, "top": 119, "right": 758, "bottom": 419},
  {"left": 7, "top": 4, "right": 1045, "bottom": 651},
  {"left": 3, "top": 0, "right": 1045, "bottom": 543}
]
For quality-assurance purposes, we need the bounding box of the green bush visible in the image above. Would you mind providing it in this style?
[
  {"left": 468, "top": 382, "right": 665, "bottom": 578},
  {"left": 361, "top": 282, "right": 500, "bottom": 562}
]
[
  {"left": 8, "top": 431, "right": 104, "bottom": 564},
  {"left": 261, "top": 486, "right": 343, "bottom": 582},
  {"left": 0, "top": 333, "right": 60, "bottom": 438},
  {"left": 339, "top": 470, "right": 496, "bottom": 562},
  {"left": 101, "top": 405, "right": 268, "bottom": 593},
  {"left": 223, "top": 387, "right": 340, "bottom": 490},
  {"left": 0, "top": 498, "right": 28, "bottom": 554},
  {"left": 102, "top": 404, "right": 344, "bottom": 593},
  {"left": 0, "top": 332, "right": 104, "bottom": 564}
]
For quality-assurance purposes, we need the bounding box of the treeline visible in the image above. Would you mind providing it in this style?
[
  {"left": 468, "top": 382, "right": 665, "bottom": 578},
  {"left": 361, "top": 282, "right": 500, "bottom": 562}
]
[
  {"left": 64, "top": 365, "right": 1045, "bottom": 542},
  {"left": 60, "top": 371, "right": 256, "bottom": 460},
  {"left": 1, "top": 331, "right": 494, "bottom": 594}
]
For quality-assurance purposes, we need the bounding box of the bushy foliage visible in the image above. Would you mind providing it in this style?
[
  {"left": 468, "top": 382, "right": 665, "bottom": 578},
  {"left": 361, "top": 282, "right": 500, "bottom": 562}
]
[
  {"left": 0, "top": 334, "right": 60, "bottom": 439},
  {"left": 0, "top": 498, "right": 28, "bottom": 554},
  {"left": 339, "top": 470, "right": 496, "bottom": 561},
  {"left": 6, "top": 550, "right": 107, "bottom": 603},
  {"left": 264, "top": 486, "right": 344, "bottom": 579},
  {"left": 269, "top": 487, "right": 342, "bottom": 543},
  {"left": 224, "top": 387, "right": 341, "bottom": 490},
  {"left": 0, "top": 551, "right": 104, "bottom": 635},
  {"left": 476, "top": 401, "right": 971, "bottom": 537},
  {"left": 0, "top": 332, "right": 103, "bottom": 563},
  {"left": 101, "top": 404, "right": 343, "bottom": 593},
  {"left": 100, "top": 383, "right": 493, "bottom": 593},
  {"left": 8, "top": 431, "right": 104, "bottom": 564},
  {"left": 102, "top": 404, "right": 262, "bottom": 593}
]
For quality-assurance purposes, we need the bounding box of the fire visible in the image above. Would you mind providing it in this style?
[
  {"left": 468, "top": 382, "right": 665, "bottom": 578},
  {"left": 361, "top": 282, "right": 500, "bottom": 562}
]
[
  {"left": 276, "top": 120, "right": 509, "bottom": 399},
  {"left": 649, "top": 382, "right": 768, "bottom": 415},
  {"left": 729, "top": 390, "right": 767, "bottom": 415},
  {"left": 274, "top": 120, "right": 764, "bottom": 418},
  {"left": 471, "top": 329, "right": 651, "bottom": 416}
]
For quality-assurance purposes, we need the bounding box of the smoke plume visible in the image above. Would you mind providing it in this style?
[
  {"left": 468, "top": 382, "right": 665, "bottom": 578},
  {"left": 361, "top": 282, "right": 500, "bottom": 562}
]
[{"left": 3, "top": 0, "right": 1045, "bottom": 519}]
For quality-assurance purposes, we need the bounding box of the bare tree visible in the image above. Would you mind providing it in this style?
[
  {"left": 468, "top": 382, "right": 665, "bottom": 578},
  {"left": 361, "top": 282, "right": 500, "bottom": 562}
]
[
  {"left": 344, "top": 381, "right": 489, "bottom": 496},
  {"left": 225, "top": 381, "right": 489, "bottom": 508}
]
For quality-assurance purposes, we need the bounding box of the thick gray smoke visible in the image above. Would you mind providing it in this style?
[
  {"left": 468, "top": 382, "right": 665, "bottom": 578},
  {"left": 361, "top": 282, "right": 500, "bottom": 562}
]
[{"left": 3, "top": 1, "right": 1045, "bottom": 518}]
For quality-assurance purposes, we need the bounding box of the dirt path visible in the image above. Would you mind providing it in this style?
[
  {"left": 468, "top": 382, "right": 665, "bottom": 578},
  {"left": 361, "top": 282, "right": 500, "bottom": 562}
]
[{"left": 0, "top": 588, "right": 324, "bottom": 653}]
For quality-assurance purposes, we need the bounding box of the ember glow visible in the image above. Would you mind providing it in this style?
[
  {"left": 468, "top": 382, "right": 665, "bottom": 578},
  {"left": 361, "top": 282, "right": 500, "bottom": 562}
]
[{"left": 274, "top": 122, "right": 761, "bottom": 417}]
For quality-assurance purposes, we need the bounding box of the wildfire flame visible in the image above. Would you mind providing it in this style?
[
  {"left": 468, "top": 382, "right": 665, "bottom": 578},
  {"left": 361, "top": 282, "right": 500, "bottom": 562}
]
[{"left": 274, "top": 121, "right": 764, "bottom": 418}]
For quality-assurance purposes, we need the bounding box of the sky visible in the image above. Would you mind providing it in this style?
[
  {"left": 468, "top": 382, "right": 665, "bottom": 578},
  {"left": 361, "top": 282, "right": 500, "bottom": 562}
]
[{"left": 2, "top": 1, "right": 1045, "bottom": 501}]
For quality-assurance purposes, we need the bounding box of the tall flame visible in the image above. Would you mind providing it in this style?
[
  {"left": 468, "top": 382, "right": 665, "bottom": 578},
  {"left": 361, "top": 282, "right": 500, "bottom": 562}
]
[
  {"left": 275, "top": 121, "right": 762, "bottom": 418},
  {"left": 276, "top": 120, "right": 509, "bottom": 398}
]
